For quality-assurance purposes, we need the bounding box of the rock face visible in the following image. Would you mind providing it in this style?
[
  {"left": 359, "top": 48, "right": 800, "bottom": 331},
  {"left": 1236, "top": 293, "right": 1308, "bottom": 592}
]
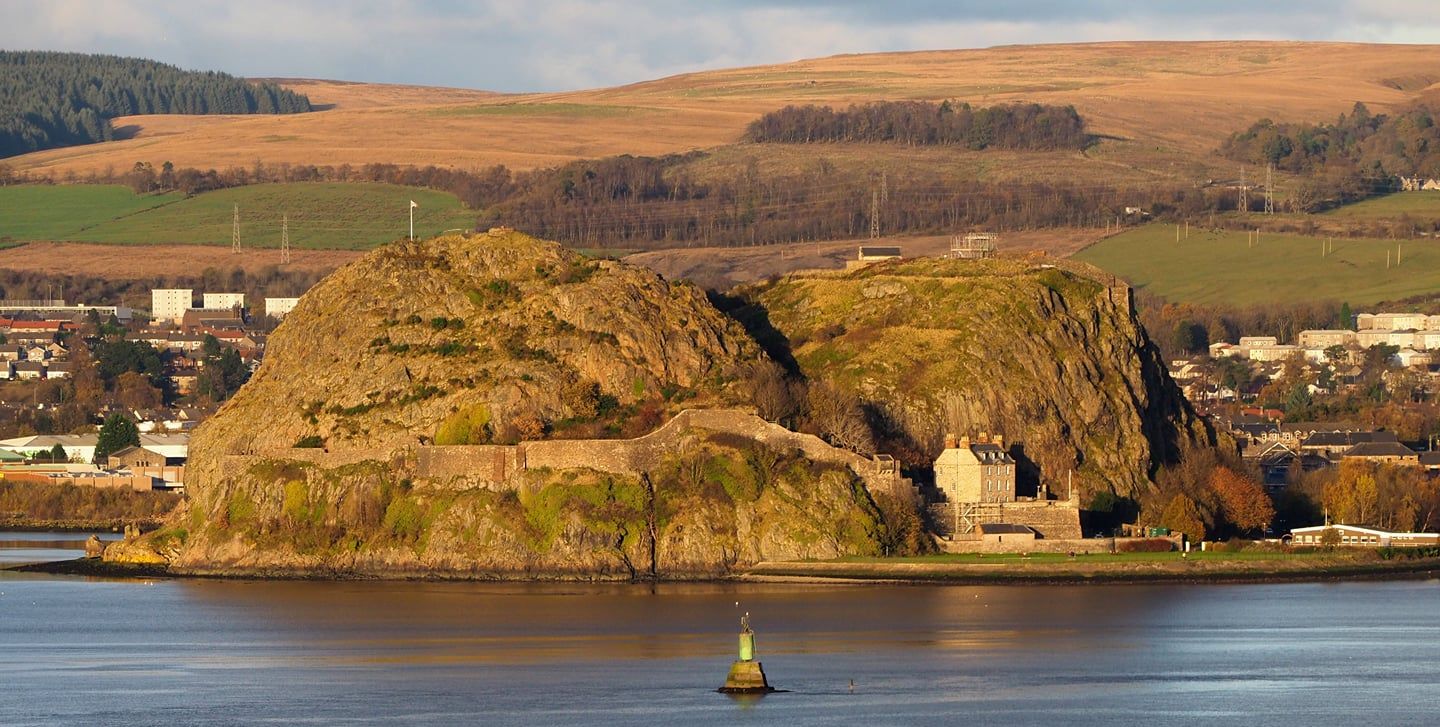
[
  {"left": 745, "top": 257, "right": 1210, "bottom": 501},
  {"left": 165, "top": 231, "right": 896, "bottom": 578}
]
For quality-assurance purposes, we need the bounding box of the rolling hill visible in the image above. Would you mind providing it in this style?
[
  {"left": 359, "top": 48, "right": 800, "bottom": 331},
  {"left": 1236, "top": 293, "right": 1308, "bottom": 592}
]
[{"left": 7, "top": 42, "right": 1440, "bottom": 184}]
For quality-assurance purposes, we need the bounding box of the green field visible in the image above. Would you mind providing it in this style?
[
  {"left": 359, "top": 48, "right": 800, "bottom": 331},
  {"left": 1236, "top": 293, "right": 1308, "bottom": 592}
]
[
  {"left": 0, "top": 183, "right": 475, "bottom": 250},
  {"left": 1323, "top": 190, "right": 1440, "bottom": 219},
  {"left": 0, "top": 185, "right": 182, "bottom": 240},
  {"left": 1075, "top": 224, "right": 1440, "bottom": 306}
]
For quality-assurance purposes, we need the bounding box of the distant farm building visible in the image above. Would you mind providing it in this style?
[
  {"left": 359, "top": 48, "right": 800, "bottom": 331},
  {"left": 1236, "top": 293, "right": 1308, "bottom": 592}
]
[{"left": 848, "top": 246, "right": 903, "bottom": 270}]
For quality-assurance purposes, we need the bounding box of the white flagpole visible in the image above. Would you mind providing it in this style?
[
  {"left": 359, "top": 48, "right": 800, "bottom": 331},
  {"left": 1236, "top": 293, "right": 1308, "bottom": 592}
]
[{"left": 409, "top": 203, "right": 414, "bottom": 241}]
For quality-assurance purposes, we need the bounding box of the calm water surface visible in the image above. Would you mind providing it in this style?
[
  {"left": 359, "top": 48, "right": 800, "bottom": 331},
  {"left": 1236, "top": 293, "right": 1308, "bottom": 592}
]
[{"left": 2, "top": 532, "right": 1439, "bottom": 725}]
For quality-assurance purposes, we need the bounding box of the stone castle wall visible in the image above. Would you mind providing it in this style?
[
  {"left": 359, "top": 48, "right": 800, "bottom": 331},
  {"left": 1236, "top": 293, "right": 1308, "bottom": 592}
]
[
  {"left": 927, "top": 499, "right": 1083, "bottom": 539},
  {"left": 267, "top": 408, "right": 916, "bottom": 503}
]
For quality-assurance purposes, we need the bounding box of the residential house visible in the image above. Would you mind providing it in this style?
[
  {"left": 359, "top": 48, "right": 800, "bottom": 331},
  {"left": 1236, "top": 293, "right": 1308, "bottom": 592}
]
[
  {"left": 933, "top": 433, "right": 1016, "bottom": 503},
  {"left": 181, "top": 308, "right": 244, "bottom": 333},
  {"left": 23, "top": 345, "right": 48, "bottom": 362},
  {"left": 13, "top": 361, "right": 44, "bottom": 380},
  {"left": 1341, "top": 440, "right": 1420, "bottom": 466},
  {"left": 1247, "top": 344, "right": 1301, "bottom": 362},
  {"left": 1300, "top": 430, "right": 1399, "bottom": 459},
  {"left": 1396, "top": 348, "right": 1432, "bottom": 368},
  {"left": 1356, "top": 329, "right": 1396, "bottom": 347},
  {"left": 44, "top": 361, "right": 72, "bottom": 379},
  {"left": 1297, "top": 330, "right": 1356, "bottom": 348},
  {"left": 1358, "top": 312, "right": 1429, "bottom": 331},
  {"left": 0, "top": 345, "right": 24, "bottom": 361}
]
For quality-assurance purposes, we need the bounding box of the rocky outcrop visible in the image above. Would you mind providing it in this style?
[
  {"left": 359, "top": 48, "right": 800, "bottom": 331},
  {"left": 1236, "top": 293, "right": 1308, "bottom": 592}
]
[
  {"left": 158, "top": 231, "right": 901, "bottom": 578},
  {"left": 744, "top": 257, "right": 1210, "bottom": 501}
]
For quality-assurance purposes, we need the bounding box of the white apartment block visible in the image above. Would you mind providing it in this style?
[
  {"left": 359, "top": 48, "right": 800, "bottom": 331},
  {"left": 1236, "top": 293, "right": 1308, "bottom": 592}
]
[
  {"left": 264, "top": 297, "right": 301, "bottom": 319},
  {"left": 151, "top": 289, "right": 193, "bottom": 325},
  {"left": 202, "top": 292, "right": 246, "bottom": 310}
]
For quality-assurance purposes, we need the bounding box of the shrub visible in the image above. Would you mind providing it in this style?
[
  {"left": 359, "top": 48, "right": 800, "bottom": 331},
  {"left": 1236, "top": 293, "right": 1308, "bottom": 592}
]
[
  {"left": 1116, "top": 538, "right": 1175, "bottom": 553},
  {"left": 435, "top": 404, "right": 492, "bottom": 445},
  {"left": 293, "top": 435, "right": 324, "bottom": 448}
]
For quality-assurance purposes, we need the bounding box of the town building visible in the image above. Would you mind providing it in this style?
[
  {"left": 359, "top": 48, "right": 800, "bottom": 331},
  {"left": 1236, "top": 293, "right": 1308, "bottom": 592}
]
[
  {"left": 0, "top": 432, "right": 189, "bottom": 466},
  {"left": 264, "top": 297, "right": 301, "bottom": 319},
  {"left": 1290, "top": 524, "right": 1440, "bottom": 547},
  {"left": 181, "top": 308, "right": 245, "bottom": 332},
  {"left": 933, "top": 433, "right": 1015, "bottom": 503},
  {"left": 151, "top": 288, "right": 193, "bottom": 325},
  {"left": 1341, "top": 440, "right": 1420, "bottom": 466},
  {"left": 202, "top": 292, "right": 246, "bottom": 311},
  {"left": 1300, "top": 430, "right": 1399, "bottom": 459},
  {"left": 1297, "top": 330, "right": 1356, "bottom": 348}
]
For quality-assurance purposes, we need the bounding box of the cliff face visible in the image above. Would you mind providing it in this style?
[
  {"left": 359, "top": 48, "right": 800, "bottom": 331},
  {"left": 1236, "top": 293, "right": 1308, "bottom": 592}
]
[
  {"left": 745, "top": 258, "right": 1209, "bottom": 500},
  {"left": 162, "top": 231, "right": 896, "bottom": 577}
]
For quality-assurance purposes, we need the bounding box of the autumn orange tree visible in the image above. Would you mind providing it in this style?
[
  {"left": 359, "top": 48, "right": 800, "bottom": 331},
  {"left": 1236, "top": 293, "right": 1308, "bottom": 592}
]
[{"left": 1211, "top": 466, "right": 1275, "bottom": 536}]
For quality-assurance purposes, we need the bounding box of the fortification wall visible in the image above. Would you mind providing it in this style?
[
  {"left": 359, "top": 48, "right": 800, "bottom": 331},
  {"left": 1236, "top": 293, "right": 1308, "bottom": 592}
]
[
  {"left": 233, "top": 409, "right": 916, "bottom": 502},
  {"left": 927, "top": 500, "right": 1083, "bottom": 539},
  {"left": 416, "top": 445, "right": 523, "bottom": 483}
]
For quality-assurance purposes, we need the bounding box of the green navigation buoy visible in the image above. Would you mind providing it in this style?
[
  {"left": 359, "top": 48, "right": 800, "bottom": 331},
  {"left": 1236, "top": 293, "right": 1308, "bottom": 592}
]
[{"left": 718, "top": 612, "right": 776, "bottom": 694}]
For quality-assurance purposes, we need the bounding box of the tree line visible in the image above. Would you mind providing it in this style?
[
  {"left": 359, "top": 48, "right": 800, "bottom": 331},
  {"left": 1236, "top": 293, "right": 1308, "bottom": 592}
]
[
  {"left": 1220, "top": 102, "right": 1440, "bottom": 211},
  {"left": 0, "top": 51, "right": 312, "bottom": 158},
  {"left": 741, "top": 101, "right": 1089, "bottom": 150}
]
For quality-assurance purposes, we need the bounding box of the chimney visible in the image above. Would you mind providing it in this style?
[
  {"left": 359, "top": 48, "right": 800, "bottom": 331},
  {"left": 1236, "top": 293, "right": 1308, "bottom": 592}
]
[
  {"left": 978, "top": 431, "right": 989, "bottom": 444},
  {"left": 959, "top": 435, "right": 971, "bottom": 449},
  {"left": 994, "top": 434, "right": 1004, "bottom": 449},
  {"left": 944, "top": 433, "right": 958, "bottom": 449}
]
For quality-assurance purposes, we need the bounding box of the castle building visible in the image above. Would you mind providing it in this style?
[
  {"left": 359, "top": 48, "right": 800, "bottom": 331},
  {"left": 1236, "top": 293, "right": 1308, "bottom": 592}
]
[{"left": 933, "top": 433, "right": 1015, "bottom": 503}]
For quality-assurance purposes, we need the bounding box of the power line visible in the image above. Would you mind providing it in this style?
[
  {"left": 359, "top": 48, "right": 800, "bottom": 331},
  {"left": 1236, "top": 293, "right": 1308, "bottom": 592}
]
[
  {"left": 1264, "top": 164, "right": 1275, "bottom": 215},
  {"left": 1238, "top": 167, "right": 1248, "bottom": 213},
  {"left": 281, "top": 214, "right": 290, "bottom": 265}
]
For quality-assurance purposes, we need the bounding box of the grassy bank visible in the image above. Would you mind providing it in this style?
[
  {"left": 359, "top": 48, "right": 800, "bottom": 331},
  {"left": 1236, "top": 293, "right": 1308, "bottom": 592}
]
[{"left": 744, "top": 549, "right": 1440, "bottom": 584}]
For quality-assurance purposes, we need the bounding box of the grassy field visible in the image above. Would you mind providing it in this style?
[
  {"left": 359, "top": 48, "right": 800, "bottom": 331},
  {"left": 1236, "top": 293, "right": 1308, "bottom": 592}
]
[
  {"left": 1074, "top": 223, "right": 1440, "bottom": 306},
  {"left": 0, "top": 185, "right": 182, "bottom": 240},
  {"left": 0, "top": 183, "right": 474, "bottom": 250},
  {"left": 1323, "top": 190, "right": 1440, "bottom": 219}
]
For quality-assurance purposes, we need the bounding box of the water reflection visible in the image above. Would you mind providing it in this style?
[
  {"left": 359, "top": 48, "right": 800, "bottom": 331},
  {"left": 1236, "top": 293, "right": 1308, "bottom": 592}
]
[{"left": 4, "top": 535, "right": 1440, "bottom": 725}]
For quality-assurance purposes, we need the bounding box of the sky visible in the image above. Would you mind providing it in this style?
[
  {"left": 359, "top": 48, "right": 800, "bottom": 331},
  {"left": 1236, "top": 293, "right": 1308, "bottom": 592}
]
[{"left": 3, "top": 1, "right": 1439, "bottom": 92}]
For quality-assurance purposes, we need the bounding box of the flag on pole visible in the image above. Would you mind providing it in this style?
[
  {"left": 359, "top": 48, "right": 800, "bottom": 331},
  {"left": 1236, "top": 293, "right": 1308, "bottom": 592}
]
[{"left": 410, "top": 200, "right": 419, "bottom": 208}]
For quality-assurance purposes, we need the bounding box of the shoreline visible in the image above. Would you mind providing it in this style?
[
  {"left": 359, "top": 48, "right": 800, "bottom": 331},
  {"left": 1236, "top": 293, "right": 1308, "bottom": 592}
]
[
  {"left": 9, "top": 554, "right": 1440, "bottom": 586},
  {"left": 0, "top": 518, "right": 164, "bottom": 533}
]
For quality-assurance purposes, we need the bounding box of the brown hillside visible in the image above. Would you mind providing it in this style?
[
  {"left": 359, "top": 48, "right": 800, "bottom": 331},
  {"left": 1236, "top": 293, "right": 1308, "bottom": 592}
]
[{"left": 11, "top": 42, "right": 1440, "bottom": 179}]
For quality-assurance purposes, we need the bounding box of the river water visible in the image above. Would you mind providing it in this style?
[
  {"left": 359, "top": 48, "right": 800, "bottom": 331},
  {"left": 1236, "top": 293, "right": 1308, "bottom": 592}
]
[{"left": 2, "top": 532, "right": 1439, "bottom": 725}]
